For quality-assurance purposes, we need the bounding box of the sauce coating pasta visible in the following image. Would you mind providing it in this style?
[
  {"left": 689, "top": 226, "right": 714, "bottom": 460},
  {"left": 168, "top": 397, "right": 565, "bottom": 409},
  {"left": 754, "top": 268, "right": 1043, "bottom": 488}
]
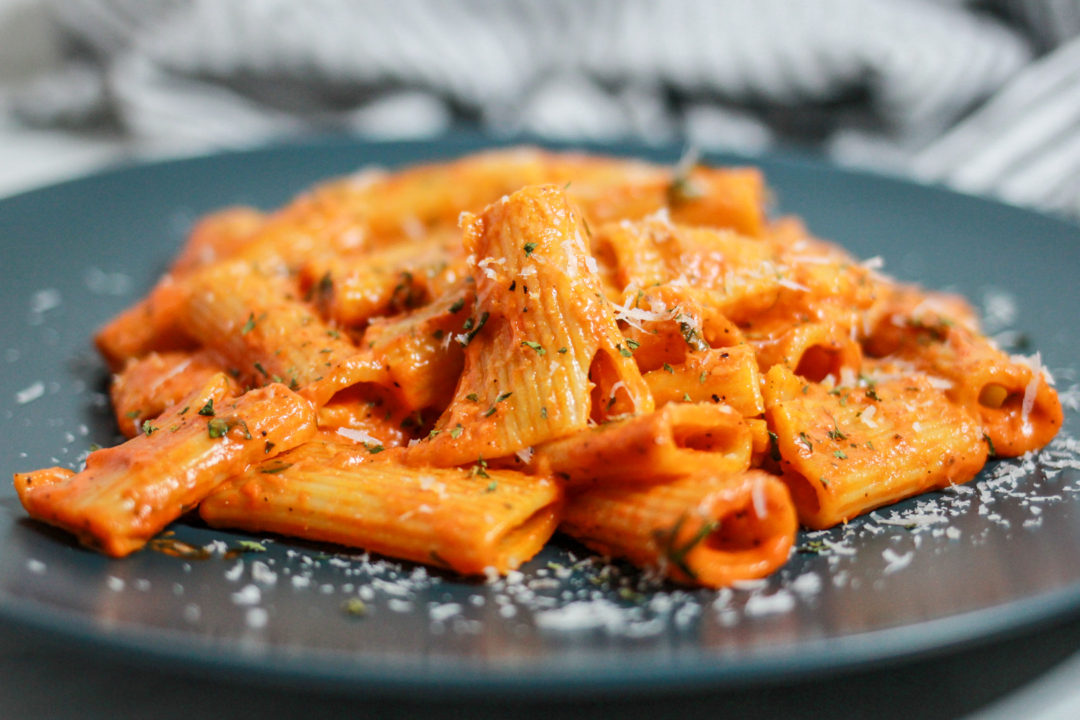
[{"left": 12, "top": 148, "right": 1063, "bottom": 587}]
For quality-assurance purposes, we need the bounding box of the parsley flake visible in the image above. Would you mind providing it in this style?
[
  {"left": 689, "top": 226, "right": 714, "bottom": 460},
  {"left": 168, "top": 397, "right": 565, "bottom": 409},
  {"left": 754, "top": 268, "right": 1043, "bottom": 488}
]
[{"left": 208, "top": 416, "right": 252, "bottom": 440}]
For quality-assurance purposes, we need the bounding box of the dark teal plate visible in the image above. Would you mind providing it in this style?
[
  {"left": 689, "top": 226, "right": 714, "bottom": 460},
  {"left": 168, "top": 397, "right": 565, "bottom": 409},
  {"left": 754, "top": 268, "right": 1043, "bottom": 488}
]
[{"left": 1, "top": 136, "right": 1079, "bottom": 696}]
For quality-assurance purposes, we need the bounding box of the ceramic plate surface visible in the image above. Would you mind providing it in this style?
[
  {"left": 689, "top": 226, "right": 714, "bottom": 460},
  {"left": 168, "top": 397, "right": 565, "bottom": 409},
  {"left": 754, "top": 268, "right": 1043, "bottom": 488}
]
[{"left": 2, "top": 137, "right": 1079, "bottom": 695}]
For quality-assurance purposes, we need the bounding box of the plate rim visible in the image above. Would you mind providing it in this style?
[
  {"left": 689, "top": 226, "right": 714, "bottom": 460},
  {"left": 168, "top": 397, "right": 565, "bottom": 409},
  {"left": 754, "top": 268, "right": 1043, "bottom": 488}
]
[{"left": 2, "top": 134, "right": 1079, "bottom": 694}]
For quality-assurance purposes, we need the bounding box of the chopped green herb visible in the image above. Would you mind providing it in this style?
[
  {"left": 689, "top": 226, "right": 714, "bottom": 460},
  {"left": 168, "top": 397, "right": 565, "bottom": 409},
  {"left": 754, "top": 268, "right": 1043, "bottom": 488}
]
[
  {"left": 557, "top": 346, "right": 568, "bottom": 354},
  {"left": 235, "top": 540, "right": 267, "bottom": 553},
  {"left": 198, "top": 398, "right": 216, "bottom": 417},
  {"left": 253, "top": 361, "right": 269, "bottom": 378},
  {"left": 676, "top": 315, "right": 709, "bottom": 351},
  {"left": 768, "top": 430, "right": 782, "bottom": 462},
  {"left": 482, "top": 392, "right": 513, "bottom": 419},
  {"left": 798, "top": 431, "right": 813, "bottom": 453},
  {"left": 699, "top": 371, "right": 708, "bottom": 385},
  {"left": 682, "top": 391, "right": 693, "bottom": 402},
  {"left": 625, "top": 338, "right": 640, "bottom": 351},
  {"left": 264, "top": 440, "right": 276, "bottom": 454},
  {"left": 618, "top": 344, "right": 633, "bottom": 358},
  {"left": 364, "top": 443, "right": 385, "bottom": 454},
  {"left": 540, "top": 406, "right": 548, "bottom": 419},
  {"left": 485, "top": 480, "right": 498, "bottom": 493},
  {"left": 141, "top": 420, "right": 158, "bottom": 436},
  {"left": 663, "top": 362, "right": 675, "bottom": 374},
  {"left": 449, "top": 297, "right": 465, "bottom": 313},
  {"left": 259, "top": 461, "right": 293, "bottom": 474},
  {"left": 449, "top": 424, "right": 464, "bottom": 439},
  {"left": 465, "top": 393, "right": 479, "bottom": 402},
  {"left": 460, "top": 311, "right": 489, "bottom": 346},
  {"left": 983, "top": 433, "right": 997, "bottom": 458},
  {"left": 652, "top": 514, "right": 717, "bottom": 581},
  {"left": 522, "top": 340, "right": 545, "bottom": 355},
  {"left": 208, "top": 416, "right": 252, "bottom": 440},
  {"left": 240, "top": 313, "right": 256, "bottom": 335},
  {"left": 798, "top": 539, "right": 826, "bottom": 554},
  {"left": 833, "top": 449, "right": 847, "bottom": 459},
  {"left": 341, "top": 598, "right": 368, "bottom": 617},
  {"left": 523, "top": 242, "right": 537, "bottom": 255}
]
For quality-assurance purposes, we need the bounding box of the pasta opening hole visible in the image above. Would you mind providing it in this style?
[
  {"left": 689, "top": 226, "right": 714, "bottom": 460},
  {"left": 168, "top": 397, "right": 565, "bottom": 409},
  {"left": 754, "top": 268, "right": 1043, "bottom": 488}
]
[
  {"left": 492, "top": 504, "right": 561, "bottom": 573},
  {"left": 674, "top": 425, "right": 740, "bottom": 454},
  {"left": 978, "top": 383, "right": 1016, "bottom": 410},
  {"left": 705, "top": 513, "right": 764, "bottom": 553},
  {"left": 795, "top": 344, "right": 843, "bottom": 383},
  {"left": 590, "top": 240, "right": 620, "bottom": 291},
  {"left": 589, "top": 350, "right": 634, "bottom": 422}
]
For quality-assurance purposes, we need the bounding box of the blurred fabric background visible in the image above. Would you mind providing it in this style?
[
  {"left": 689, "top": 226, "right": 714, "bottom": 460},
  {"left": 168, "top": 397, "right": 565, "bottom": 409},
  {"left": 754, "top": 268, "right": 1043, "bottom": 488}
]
[{"left": 1, "top": 0, "right": 1078, "bottom": 222}]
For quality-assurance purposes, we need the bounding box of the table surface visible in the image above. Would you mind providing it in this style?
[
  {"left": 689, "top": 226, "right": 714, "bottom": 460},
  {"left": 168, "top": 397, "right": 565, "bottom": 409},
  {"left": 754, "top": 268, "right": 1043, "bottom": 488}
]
[{"left": 1, "top": 123, "right": 1079, "bottom": 720}]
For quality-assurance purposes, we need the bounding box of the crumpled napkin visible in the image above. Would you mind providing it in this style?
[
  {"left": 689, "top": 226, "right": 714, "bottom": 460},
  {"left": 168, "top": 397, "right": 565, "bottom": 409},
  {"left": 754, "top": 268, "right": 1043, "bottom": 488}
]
[{"left": 8, "top": 0, "right": 1080, "bottom": 220}]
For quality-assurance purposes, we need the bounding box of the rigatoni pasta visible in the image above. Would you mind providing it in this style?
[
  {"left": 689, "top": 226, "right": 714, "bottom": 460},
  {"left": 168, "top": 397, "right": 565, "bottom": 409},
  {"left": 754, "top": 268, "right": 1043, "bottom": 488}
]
[{"left": 12, "top": 147, "right": 1063, "bottom": 588}]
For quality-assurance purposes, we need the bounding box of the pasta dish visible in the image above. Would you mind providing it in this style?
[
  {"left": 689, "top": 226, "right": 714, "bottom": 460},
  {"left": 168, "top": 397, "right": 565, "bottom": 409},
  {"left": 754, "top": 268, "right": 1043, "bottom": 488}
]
[{"left": 12, "top": 148, "right": 1062, "bottom": 588}]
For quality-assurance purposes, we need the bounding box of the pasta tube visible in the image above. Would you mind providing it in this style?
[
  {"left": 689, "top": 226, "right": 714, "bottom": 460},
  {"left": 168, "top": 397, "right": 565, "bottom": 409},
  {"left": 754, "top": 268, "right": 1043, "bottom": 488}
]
[
  {"left": 643, "top": 344, "right": 764, "bottom": 416},
  {"left": 867, "top": 310, "right": 1062, "bottom": 456},
  {"left": 13, "top": 374, "right": 317, "bottom": 556},
  {"left": 199, "top": 443, "right": 562, "bottom": 575},
  {"left": 109, "top": 349, "right": 235, "bottom": 438},
  {"left": 560, "top": 470, "right": 796, "bottom": 587},
  {"left": 533, "top": 402, "right": 751, "bottom": 486},
  {"left": 299, "top": 229, "right": 462, "bottom": 329},
  {"left": 94, "top": 274, "right": 196, "bottom": 371},
  {"left": 763, "top": 365, "right": 987, "bottom": 529},
  {"left": 407, "top": 184, "right": 653, "bottom": 466},
  {"left": 358, "top": 288, "right": 471, "bottom": 413},
  {"left": 179, "top": 260, "right": 382, "bottom": 405}
]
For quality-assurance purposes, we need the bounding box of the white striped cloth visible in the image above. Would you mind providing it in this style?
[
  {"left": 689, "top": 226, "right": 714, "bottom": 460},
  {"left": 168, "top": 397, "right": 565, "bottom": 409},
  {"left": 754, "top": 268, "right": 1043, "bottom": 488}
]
[{"left": 6, "top": 0, "right": 1080, "bottom": 222}]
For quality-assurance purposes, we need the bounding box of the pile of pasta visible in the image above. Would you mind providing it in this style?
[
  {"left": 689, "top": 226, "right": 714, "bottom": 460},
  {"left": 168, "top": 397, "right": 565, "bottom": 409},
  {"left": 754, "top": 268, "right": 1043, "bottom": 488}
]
[{"left": 13, "top": 148, "right": 1063, "bottom": 588}]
